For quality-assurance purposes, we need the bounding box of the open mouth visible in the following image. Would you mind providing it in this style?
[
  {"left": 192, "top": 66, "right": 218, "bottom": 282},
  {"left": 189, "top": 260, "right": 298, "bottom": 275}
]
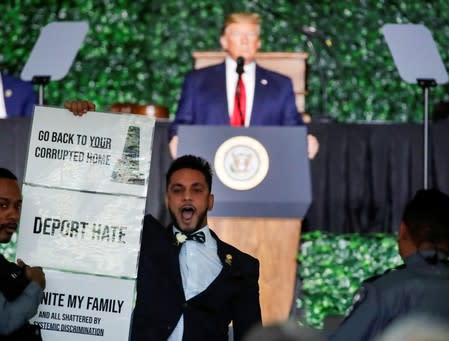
[{"left": 181, "top": 206, "right": 195, "bottom": 221}]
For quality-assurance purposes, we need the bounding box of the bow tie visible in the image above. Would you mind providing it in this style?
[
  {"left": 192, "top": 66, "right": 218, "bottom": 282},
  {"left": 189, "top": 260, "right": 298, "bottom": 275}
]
[{"left": 175, "top": 231, "right": 206, "bottom": 244}]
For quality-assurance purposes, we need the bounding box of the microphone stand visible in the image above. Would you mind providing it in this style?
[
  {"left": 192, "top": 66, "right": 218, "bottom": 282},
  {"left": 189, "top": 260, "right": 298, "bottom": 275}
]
[
  {"left": 302, "top": 27, "right": 339, "bottom": 120},
  {"left": 417, "top": 78, "right": 437, "bottom": 189},
  {"left": 32, "top": 75, "right": 50, "bottom": 105},
  {"left": 304, "top": 37, "right": 328, "bottom": 118}
]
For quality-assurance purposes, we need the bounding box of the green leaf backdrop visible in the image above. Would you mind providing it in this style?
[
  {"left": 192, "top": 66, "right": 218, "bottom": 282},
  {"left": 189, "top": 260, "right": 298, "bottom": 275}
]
[
  {"left": 1, "top": 0, "right": 449, "bottom": 120},
  {"left": 0, "top": 0, "right": 442, "bottom": 327},
  {"left": 297, "top": 232, "right": 400, "bottom": 328}
]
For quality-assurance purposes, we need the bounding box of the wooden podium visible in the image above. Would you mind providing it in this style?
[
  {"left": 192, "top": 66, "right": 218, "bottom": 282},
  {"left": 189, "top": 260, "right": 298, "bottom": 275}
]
[
  {"left": 178, "top": 126, "right": 312, "bottom": 325},
  {"left": 209, "top": 217, "right": 301, "bottom": 324}
]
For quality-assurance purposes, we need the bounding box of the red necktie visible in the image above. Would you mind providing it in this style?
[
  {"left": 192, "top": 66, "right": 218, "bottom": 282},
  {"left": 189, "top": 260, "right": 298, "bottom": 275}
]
[{"left": 231, "top": 77, "right": 246, "bottom": 127}]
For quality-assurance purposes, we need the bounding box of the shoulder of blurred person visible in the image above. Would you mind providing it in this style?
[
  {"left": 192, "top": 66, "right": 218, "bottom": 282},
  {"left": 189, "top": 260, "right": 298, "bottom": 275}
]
[
  {"left": 244, "top": 320, "right": 324, "bottom": 341},
  {"left": 374, "top": 314, "right": 449, "bottom": 341}
]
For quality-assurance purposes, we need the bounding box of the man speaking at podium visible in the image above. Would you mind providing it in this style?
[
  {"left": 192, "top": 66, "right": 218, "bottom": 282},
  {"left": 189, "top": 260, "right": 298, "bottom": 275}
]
[{"left": 169, "top": 12, "right": 318, "bottom": 159}]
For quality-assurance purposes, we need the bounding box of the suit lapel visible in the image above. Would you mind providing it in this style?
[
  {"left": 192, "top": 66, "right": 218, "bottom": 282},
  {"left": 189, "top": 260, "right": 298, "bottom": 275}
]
[
  {"left": 251, "top": 65, "right": 270, "bottom": 124},
  {"left": 164, "top": 226, "right": 185, "bottom": 292},
  {"left": 211, "top": 228, "right": 233, "bottom": 269},
  {"left": 210, "top": 63, "right": 230, "bottom": 124},
  {"left": 1, "top": 74, "right": 12, "bottom": 115}
]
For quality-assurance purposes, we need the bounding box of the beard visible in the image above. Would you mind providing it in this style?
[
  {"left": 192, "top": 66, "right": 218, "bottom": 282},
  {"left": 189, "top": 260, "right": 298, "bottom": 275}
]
[
  {"left": 0, "top": 223, "right": 17, "bottom": 243},
  {"left": 168, "top": 207, "right": 208, "bottom": 234}
]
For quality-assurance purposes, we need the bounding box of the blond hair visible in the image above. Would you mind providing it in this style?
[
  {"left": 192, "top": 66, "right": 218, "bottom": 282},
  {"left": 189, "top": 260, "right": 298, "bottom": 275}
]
[{"left": 221, "top": 12, "right": 261, "bottom": 35}]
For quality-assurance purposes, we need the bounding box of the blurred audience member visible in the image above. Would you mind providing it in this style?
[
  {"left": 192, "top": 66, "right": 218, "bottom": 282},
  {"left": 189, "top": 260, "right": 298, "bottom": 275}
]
[
  {"left": 375, "top": 314, "right": 449, "bottom": 341},
  {"left": 244, "top": 320, "right": 324, "bottom": 341}
]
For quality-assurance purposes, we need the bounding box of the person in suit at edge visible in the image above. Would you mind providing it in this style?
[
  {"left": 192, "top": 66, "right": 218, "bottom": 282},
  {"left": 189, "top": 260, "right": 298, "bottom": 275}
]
[
  {"left": 0, "top": 73, "right": 37, "bottom": 118},
  {"left": 130, "top": 155, "right": 261, "bottom": 341},
  {"left": 0, "top": 168, "right": 46, "bottom": 337},
  {"left": 168, "top": 12, "right": 319, "bottom": 159}
]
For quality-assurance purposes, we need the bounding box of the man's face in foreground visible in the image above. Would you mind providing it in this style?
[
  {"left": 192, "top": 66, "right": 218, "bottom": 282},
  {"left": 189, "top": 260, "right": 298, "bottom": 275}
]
[{"left": 166, "top": 168, "right": 213, "bottom": 234}]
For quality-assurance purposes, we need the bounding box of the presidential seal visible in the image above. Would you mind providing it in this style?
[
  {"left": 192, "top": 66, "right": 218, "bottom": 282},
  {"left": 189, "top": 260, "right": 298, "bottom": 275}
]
[{"left": 214, "top": 136, "right": 269, "bottom": 191}]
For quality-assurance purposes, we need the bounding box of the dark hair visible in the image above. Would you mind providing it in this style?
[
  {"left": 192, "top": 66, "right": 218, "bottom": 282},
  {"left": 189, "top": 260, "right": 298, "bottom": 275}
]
[
  {"left": 166, "top": 155, "right": 213, "bottom": 191},
  {"left": 402, "top": 189, "right": 449, "bottom": 246},
  {"left": 0, "top": 168, "right": 17, "bottom": 180}
]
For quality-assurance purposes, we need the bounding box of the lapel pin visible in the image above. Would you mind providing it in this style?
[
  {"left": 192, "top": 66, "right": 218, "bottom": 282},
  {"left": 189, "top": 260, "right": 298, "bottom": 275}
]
[
  {"left": 225, "top": 254, "right": 233, "bottom": 266},
  {"left": 260, "top": 79, "right": 268, "bottom": 85},
  {"left": 5, "top": 89, "right": 13, "bottom": 98}
]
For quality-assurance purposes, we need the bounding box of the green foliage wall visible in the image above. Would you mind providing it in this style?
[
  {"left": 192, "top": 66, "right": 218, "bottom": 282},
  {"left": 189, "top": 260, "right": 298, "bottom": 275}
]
[
  {"left": 1, "top": 0, "right": 449, "bottom": 121},
  {"left": 0, "top": 237, "right": 17, "bottom": 263},
  {"left": 298, "top": 232, "right": 401, "bottom": 328}
]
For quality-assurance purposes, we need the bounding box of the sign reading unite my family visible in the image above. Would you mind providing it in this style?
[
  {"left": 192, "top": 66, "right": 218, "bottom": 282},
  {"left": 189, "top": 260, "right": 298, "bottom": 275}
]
[
  {"left": 29, "top": 270, "right": 135, "bottom": 341},
  {"left": 16, "top": 106, "right": 155, "bottom": 277}
]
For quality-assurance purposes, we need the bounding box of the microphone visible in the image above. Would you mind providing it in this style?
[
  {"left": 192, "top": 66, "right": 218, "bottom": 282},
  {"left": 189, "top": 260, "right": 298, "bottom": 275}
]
[
  {"left": 302, "top": 26, "right": 333, "bottom": 47},
  {"left": 302, "top": 25, "right": 320, "bottom": 35},
  {"left": 235, "top": 56, "right": 245, "bottom": 126},
  {"left": 236, "top": 56, "right": 245, "bottom": 75}
]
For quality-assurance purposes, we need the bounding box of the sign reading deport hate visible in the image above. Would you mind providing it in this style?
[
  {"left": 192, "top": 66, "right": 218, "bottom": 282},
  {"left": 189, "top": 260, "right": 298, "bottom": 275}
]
[{"left": 16, "top": 185, "right": 144, "bottom": 278}]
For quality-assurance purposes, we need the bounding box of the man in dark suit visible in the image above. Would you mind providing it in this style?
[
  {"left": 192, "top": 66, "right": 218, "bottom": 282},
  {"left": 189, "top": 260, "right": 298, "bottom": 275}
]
[
  {"left": 0, "top": 73, "right": 37, "bottom": 118},
  {"left": 169, "top": 12, "right": 318, "bottom": 159},
  {"left": 130, "top": 155, "right": 261, "bottom": 341}
]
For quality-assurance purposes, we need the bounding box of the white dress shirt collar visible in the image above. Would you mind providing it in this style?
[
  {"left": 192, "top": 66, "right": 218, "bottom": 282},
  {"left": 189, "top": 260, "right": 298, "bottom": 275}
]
[{"left": 225, "top": 57, "right": 256, "bottom": 126}]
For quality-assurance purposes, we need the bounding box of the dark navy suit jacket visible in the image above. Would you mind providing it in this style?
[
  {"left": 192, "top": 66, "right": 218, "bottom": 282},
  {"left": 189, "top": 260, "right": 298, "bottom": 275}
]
[
  {"left": 130, "top": 215, "right": 261, "bottom": 341},
  {"left": 169, "top": 62, "right": 303, "bottom": 139},
  {"left": 1, "top": 74, "right": 37, "bottom": 117},
  {"left": 330, "top": 250, "right": 449, "bottom": 341}
]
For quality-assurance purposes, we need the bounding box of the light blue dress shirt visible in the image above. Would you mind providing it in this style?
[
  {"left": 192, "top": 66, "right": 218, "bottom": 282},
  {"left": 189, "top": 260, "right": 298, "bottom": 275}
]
[{"left": 168, "top": 225, "right": 223, "bottom": 341}]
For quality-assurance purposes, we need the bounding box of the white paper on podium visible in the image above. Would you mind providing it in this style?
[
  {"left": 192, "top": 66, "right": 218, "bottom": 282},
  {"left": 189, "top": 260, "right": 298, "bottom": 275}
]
[
  {"left": 21, "top": 22, "right": 88, "bottom": 81},
  {"left": 382, "top": 24, "right": 448, "bottom": 84}
]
